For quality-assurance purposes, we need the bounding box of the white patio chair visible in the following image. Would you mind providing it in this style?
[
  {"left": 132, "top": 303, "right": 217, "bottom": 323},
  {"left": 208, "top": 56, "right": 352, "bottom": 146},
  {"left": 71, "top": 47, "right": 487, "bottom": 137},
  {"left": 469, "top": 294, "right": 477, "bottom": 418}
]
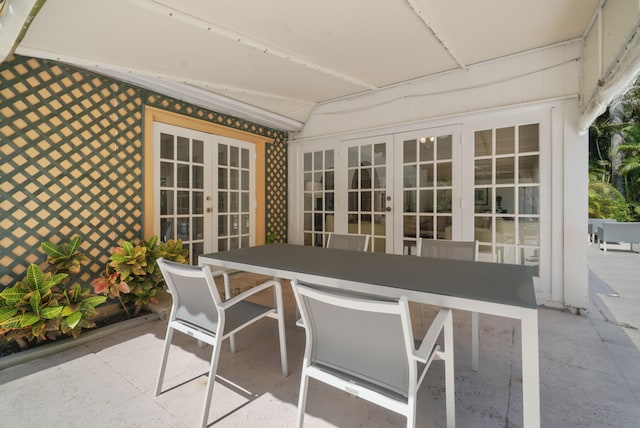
[
  {"left": 418, "top": 238, "right": 481, "bottom": 371},
  {"left": 155, "top": 258, "right": 288, "bottom": 428},
  {"left": 295, "top": 232, "right": 370, "bottom": 328},
  {"left": 326, "top": 233, "right": 370, "bottom": 251},
  {"left": 291, "top": 279, "right": 455, "bottom": 428}
]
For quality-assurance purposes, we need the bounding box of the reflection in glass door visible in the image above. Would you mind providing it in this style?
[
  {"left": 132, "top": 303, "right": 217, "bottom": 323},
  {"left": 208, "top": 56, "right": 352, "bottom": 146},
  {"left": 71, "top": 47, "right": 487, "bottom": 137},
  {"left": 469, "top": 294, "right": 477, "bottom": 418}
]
[
  {"left": 303, "top": 149, "right": 335, "bottom": 247},
  {"left": 344, "top": 138, "right": 391, "bottom": 253},
  {"left": 399, "top": 133, "right": 455, "bottom": 255},
  {"left": 473, "top": 124, "right": 540, "bottom": 274}
]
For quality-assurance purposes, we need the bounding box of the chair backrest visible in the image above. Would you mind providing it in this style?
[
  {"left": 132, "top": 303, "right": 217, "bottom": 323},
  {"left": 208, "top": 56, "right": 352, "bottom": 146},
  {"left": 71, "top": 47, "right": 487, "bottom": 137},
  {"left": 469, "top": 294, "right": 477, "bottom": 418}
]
[
  {"left": 157, "top": 258, "right": 223, "bottom": 334},
  {"left": 418, "top": 238, "right": 478, "bottom": 261},
  {"left": 292, "top": 280, "right": 415, "bottom": 397},
  {"left": 326, "top": 233, "right": 369, "bottom": 251}
]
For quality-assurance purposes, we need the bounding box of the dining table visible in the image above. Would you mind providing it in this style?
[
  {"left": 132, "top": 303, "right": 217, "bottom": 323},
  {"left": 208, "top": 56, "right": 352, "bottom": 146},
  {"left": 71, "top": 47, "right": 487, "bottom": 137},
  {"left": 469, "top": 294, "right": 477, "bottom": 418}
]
[{"left": 199, "top": 243, "right": 540, "bottom": 427}]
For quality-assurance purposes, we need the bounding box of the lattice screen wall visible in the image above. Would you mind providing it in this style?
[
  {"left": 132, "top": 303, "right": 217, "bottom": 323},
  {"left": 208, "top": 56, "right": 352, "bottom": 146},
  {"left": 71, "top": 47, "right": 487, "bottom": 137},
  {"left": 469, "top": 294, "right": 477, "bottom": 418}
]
[
  {"left": 1, "top": 55, "right": 144, "bottom": 287},
  {"left": 266, "top": 138, "right": 288, "bottom": 242},
  {"left": 1, "top": 55, "right": 288, "bottom": 288}
]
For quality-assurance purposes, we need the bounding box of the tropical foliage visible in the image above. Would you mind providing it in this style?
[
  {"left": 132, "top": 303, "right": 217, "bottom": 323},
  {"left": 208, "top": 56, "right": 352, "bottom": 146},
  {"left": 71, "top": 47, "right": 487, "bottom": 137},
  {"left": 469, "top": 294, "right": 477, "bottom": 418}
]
[
  {"left": 588, "top": 182, "right": 632, "bottom": 221},
  {"left": 0, "top": 237, "right": 106, "bottom": 348},
  {"left": 92, "top": 235, "right": 188, "bottom": 317},
  {"left": 589, "top": 78, "right": 640, "bottom": 219}
]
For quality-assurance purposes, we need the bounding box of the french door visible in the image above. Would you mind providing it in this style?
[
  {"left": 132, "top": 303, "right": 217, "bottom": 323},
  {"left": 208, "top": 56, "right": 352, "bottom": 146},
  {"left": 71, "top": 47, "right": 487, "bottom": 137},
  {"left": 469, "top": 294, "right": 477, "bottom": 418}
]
[
  {"left": 393, "top": 127, "right": 462, "bottom": 254},
  {"left": 153, "top": 123, "right": 255, "bottom": 264},
  {"left": 300, "top": 127, "right": 463, "bottom": 254},
  {"left": 340, "top": 136, "right": 394, "bottom": 253}
]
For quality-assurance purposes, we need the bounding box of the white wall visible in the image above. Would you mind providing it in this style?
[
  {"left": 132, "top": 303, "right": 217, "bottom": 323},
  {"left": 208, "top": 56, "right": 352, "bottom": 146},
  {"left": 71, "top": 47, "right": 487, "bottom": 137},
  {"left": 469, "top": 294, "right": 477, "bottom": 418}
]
[
  {"left": 295, "top": 41, "right": 582, "bottom": 141},
  {"left": 290, "top": 42, "right": 589, "bottom": 309}
]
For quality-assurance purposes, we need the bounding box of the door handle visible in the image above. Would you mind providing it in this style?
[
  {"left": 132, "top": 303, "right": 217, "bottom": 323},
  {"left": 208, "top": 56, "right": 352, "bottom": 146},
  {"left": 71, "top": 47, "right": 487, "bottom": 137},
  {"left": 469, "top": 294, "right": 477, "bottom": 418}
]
[
  {"left": 206, "top": 207, "right": 213, "bottom": 213},
  {"left": 385, "top": 206, "right": 392, "bottom": 212}
]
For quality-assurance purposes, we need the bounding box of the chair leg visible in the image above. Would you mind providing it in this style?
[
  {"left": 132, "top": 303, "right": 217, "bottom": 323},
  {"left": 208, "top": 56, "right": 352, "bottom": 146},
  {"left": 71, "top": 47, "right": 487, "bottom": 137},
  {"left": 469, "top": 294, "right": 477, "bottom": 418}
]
[
  {"left": 296, "top": 370, "right": 310, "bottom": 428},
  {"left": 155, "top": 326, "right": 174, "bottom": 396},
  {"left": 274, "top": 281, "right": 289, "bottom": 376},
  {"left": 200, "top": 343, "right": 222, "bottom": 428},
  {"left": 471, "top": 311, "right": 479, "bottom": 371},
  {"left": 443, "top": 311, "right": 456, "bottom": 428},
  {"left": 406, "top": 396, "right": 417, "bottom": 428}
]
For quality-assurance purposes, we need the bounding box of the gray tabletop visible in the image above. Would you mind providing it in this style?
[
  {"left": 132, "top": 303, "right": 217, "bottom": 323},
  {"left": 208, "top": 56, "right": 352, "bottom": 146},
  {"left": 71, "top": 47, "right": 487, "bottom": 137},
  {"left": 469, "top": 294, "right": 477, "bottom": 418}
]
[{"left": 201, "top": 243, "right": 537, "bottom": 309}]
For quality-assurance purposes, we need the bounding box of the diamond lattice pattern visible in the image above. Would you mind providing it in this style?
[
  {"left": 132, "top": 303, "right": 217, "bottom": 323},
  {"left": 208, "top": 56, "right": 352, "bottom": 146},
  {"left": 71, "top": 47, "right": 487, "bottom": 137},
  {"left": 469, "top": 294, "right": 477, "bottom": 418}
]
[{"left": 1, "top": 55, "right": 143, "bottom": 287}]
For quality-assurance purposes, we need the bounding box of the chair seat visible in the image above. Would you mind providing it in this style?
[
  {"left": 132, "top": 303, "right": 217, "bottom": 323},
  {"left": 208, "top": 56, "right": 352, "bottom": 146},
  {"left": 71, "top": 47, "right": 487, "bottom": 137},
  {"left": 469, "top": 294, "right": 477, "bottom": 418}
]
[{"left": 224, "top": 300, "right": 274, "bottom": 335}]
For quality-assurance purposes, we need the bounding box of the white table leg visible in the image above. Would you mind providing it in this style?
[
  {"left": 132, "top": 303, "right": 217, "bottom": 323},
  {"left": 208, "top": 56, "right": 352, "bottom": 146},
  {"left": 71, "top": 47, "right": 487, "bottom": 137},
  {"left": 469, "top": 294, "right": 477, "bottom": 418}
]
[{"left": 521, "top": 309, "right": 540, "bottom": 427}]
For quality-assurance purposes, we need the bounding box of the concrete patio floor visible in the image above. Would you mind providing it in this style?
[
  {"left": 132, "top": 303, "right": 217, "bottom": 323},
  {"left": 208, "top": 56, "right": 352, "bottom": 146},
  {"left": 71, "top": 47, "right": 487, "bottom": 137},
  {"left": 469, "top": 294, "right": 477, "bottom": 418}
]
[{"left": 1, "top": 243, "right": 639, "bottom": 427}]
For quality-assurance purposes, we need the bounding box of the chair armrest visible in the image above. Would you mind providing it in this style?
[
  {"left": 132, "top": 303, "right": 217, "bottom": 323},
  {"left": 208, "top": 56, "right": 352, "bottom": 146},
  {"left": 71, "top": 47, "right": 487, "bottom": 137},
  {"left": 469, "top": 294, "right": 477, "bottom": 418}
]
[
  {"left": 203, "top": 266, "right": 232, "bottom": 279},
  {"left": 218, "top": 279, "right": 281, "bottom": 310},
  {"left": 413, "top": 308, "right": 451, "bottom": 363}
]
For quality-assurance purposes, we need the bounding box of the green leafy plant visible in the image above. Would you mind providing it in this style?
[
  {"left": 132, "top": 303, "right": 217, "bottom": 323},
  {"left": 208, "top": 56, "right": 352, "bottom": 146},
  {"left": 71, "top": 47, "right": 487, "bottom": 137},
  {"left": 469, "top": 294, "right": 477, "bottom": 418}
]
[
  {"left": 0, "top": 236, "right": 107, "bottom": 349},
  {"left": 92, "top": 235, "right": 188, "bottom": 317},
  {"left": 0, "top": 264, "right": 106, "bottom": 349},
  {"left": 41, "top": 235, "right": 87, "bottom": 274},
  {"left": 589, "top": 182, "right": 632, "bottom": 221}
]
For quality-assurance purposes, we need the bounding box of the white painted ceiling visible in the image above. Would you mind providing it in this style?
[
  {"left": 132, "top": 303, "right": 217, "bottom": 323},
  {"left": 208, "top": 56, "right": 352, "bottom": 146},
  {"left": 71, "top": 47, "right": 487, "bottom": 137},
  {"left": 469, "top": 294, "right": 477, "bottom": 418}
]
[{"left": 15, "top": 0, "right": 599, "bottom": 130}]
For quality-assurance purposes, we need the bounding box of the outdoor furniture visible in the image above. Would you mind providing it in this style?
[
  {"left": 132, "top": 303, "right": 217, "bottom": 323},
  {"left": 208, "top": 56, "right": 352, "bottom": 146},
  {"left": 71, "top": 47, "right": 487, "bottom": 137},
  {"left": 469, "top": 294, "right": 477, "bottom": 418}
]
[
  {"left": 155, "top": 258, "right": 288, "bottom": 428},
  {"left": 199, "top": 243, "right": 540, "bottom": 427},
  {"left": 326, "top": 233, "right": 370, "bottom": 251},
  {"left": 291, "top": 279, "right": 454, "bottom": 428},
  {"left": 597, "top": 221, "right": 640, "bottom": 252},
  {"left": 296, "top": 233, "right": 370, "bottom": 328},
  {"left": 418, "top": 238, "right": 481, "bottom": 371},
  {"left": 589, "top": 218, "right": 615, "bottom": 243}
]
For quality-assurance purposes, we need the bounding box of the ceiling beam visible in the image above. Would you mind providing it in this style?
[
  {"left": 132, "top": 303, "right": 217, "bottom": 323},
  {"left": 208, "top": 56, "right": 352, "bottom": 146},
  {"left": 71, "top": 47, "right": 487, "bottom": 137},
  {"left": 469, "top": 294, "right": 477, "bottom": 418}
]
[
  {"left": 404, "top": 0, "right": 466, "bottom": 69},
  {"left": 127, "top": 0, "right": 378, "bottom": 90}
]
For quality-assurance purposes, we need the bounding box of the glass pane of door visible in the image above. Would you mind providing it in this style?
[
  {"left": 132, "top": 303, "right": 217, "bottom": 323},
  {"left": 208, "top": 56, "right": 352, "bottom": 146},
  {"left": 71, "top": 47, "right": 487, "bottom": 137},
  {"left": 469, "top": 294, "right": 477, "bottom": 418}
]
[
  {"left": 343, "top": 138, "right": 392, "bottom": 252},
  {"left": 157, "top": 129, "right": 206, "bottom": 264},
  {"left": 473, "top": 124, "right": 540, "bottom": 275},
  {"left": 400, "top": 133, "right": 454, "bottom": 255},
  {"left": 217, "top": 143, "right": 253, "bottom": 251},
  {"left": 302, "top": 149, "right": 335, "bottom": 247}
]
